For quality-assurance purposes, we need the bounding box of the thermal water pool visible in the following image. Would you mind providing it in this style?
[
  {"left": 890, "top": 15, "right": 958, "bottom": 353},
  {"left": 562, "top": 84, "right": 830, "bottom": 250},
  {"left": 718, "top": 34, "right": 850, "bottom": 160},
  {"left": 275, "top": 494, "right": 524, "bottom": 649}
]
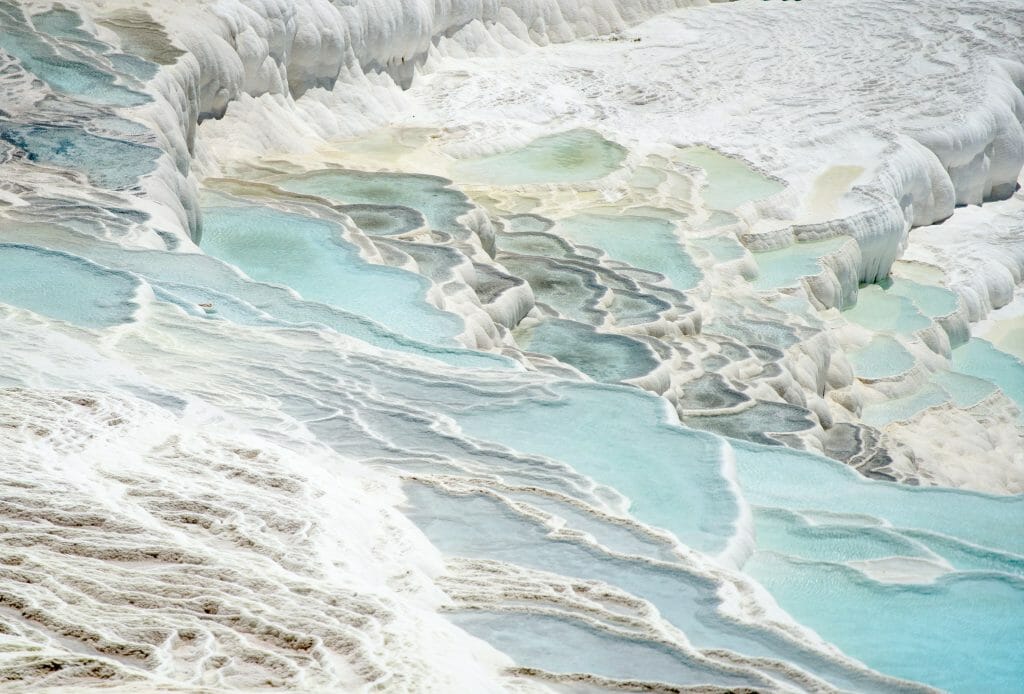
[
  {"left": 847, "top": 335, "right": 915, "bottom": 380},
  {"left": 400, "top": 372, "right": 1024, "bottom": 693},
  {"left": 0, "top": 1, "right": 151, "bottom": 106},
  {"left": 842, "top": 283, "right": 933, "bottom": 334},
  {"left": 733, "top": 442, "right": 1024, "bottom": 694},
  {"left": 751, "top": 237, "right": 851, "bottom": 290},
  {"left": 555, "top": 213, "right": 702, "bottom": 291},
  {"left": 452, "top": 129, "right": 627, "bottom": 185},
  {"left": 0, "top": 222, "right": 508, "bottom": 371},
  {"left": 0, "top": 121, "right": 160, "bottom": 190},
  {"left": 951, "top": 338, "right": 1024, "bottom": 414},
  {"left": 452, "top": 382, "right": 740, "bottom": 556},
  {"left": 860, "top": 382, "right": 949, "bottom": 427},
  {"left": 271, "top": 169, "right": 474, "bottom": 240},
  {"left": 514, "top": 319, "right": 660, "bottom": 382},
  {"left": 0, "top": 243, "right": 139, "bottom": 328},
  {"left": 200, "top": 193, "right": 467, "bottom": 346},
  {"left": 677, "top": 146, "right": 784, "bottom": 212},
  {"left": 691, "top": 233, "right": 747, "bottom": 263}
]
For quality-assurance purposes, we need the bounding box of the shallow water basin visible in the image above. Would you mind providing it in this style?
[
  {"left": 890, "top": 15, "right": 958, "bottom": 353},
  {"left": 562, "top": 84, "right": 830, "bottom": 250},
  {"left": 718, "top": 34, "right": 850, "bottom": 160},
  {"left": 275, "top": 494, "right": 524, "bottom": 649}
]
[
  {"left": 0, "top": 244, "right": 138, "bottom": 328},
  {"left": 847, "top": 335, "right": 915, "bottom": 380},
  {"left": 556, "top": 213, "right": 701, "bottom": 290},
  {"left": 453, "top": 129, "right": 626, "bottom": 185},
  {"left": 676, "top": 146, "right": 783, "bottom": 211},
  {"left": 751, "top": 237, "right": 849, "bottom": 290},
  {"left": 200, "top": 195, "right": 465, "bottom": 345}
]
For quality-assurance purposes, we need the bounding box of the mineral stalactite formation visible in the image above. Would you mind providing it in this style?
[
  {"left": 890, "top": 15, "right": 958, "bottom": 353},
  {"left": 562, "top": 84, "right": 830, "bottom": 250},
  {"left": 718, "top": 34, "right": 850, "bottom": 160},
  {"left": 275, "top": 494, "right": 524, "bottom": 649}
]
[{"left": 0, "top": 0, "right": 1022, "bottom": 692}]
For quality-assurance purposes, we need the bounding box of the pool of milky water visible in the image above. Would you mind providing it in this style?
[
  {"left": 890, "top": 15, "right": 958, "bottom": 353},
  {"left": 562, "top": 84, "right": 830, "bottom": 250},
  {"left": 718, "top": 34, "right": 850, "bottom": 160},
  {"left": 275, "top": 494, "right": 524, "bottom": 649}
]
[
  {"left": 843, "top": 283, "right": 933, "bottom": 333},
  {"left": 676, "top": 146, "right": 784, "bottom": 211},
  {"left": 951, "top": 337, "right": 1024, "bottom": 414},
  {"left": 0, "top": 243, "right": 139, "bottom": 328},
  {"left": 734, "top": 443, "right": 1024, "bottom": 694},
  {"left": 515, "top": 319, "right": 659, "bottom": 382},
  {"left": 272, "top": 169, "right": 473, "bottom": 239},
  {"left": 199, "top": 194, "right": 467, "bottom": 346},
  {"left": 450, "top": 611, "right": 759, "bottom": 688},
  {"left": 751, "top": 237, "right": 850, "bottom": 290},
  {"left": 847, "top": 335, "right": 915, "bottom": 380},
  {"left": 0, "top": 1, "right": 151, "bottom": 106},
  {"left": 555, "top": 213, "right": 701, "bottom": 291},
  {"left": 0, "top": 121, "right": 160, "bottom": 190},
  {"left": 400, "top": 374, "right": 1024, "bottom": 693},
  {"left": 452, "top": 129, "right": 627, "bottom": 185}
]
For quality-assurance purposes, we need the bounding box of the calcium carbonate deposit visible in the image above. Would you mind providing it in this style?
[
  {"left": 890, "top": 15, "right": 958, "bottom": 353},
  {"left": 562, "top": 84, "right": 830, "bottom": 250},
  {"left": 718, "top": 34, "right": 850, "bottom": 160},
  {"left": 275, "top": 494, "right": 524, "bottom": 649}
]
[{"left": 1, "top": 0, "right": 1022, "bottom": 691}]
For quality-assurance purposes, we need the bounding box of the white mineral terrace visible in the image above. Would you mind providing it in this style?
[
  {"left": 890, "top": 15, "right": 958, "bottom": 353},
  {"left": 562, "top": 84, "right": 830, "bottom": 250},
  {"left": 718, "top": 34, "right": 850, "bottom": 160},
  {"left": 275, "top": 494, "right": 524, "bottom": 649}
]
[{"left": 0, "top": 0, "right": 1022, "bottom": 692}]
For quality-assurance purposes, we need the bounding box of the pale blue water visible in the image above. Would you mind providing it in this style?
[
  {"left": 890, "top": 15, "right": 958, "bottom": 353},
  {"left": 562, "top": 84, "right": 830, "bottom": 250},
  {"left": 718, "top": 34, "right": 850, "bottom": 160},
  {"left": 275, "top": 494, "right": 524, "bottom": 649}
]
[
  {"left": 0, "top": 121, "right": 160, "bottom": 190},
  {"left": 900, "top": 528, "right": 1024, "bottom": 576},
  {"left": 930, "top": 369, "right": 996, "bottom": 408},
  {"left": 200, "top": 199, "right": 467, "bottom": 346},
  {"left": 732, "top": 441, "right": 1024, "bottom": 693},
  {"left": 402, "top": 482, "right": 904, "bottom": 693},
  {"left": 753, "top": 508, "right": 931, "bottom": 563},
  {"left": 843, "top": 283, "right": 932, "bottom": 333},
  {"left": 692, "top": 233, "right": 746, "bottom": 262},
  {"left": 706, "top": 310, "right": 799, "bottom": 350},
  {"left": 732, "top": 441, "right": 1024, "bottom": 560},
  {"left": 453, "top": 129, "right": 627, "bottom": 185},
  {"left": 884, "top": 277, "right": 959, "bottom": 318},
  {"left": 847, "top": 335, "right": 915, "bottom": 380},
  {"left": 748, "top": 554, "right": 1024, "bottom": 694},
  {"left": 273, "top": 169, "right": 473, "bottom": 239},
  {"left": 0, "top": 244, "right": 138, "bottom": 327},
  {"left": 556, "top": 213, "right": 702, "bottom": 291},
  {"left": 676, "top": 146, "right": 784, "bottom": 211},
  {"left": 751, "top": 237, "right": 849, "bottom": 290},
  {"left": 950, "top": 338, "right": 1024, "bottom": 414},
  {"left": 30, "top": 8, "right": 109, "bottom": 53},
  {"left": 450, "top": 611, "right": 760, "bottom": 687},
  {"left": 2, "top": 224, "right": 506, "bottom": 370},
  {"left": 453, "top": 382, "right": 740, "bottom": 555},
  {"left": 406, "top": 374, "right": 1024, "bottom": 692},
  {"left": 105, "top": 52, "right": 160, "bottom": 82},
  {"left": 56, "top": 7, "right": 166, "bottom": 81},
  {"left": 861, "top": 381, "right": 949, "bottom": 427},
  {"left": 517, "top": 319, "right": 659, "bottom": 381},
  {"left": 0, "top": 2, "right": 149, "bottom": 106},
  {"left": 6, "top": 214, "right": 1022, "bottom": 693}
]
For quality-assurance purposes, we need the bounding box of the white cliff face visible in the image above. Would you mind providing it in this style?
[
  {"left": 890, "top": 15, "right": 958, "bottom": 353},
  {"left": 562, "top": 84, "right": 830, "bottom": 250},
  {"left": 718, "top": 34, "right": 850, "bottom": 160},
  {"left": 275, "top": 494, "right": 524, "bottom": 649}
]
[{"left": 126, "top": 0, "right": 709, "bottom": 117}]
